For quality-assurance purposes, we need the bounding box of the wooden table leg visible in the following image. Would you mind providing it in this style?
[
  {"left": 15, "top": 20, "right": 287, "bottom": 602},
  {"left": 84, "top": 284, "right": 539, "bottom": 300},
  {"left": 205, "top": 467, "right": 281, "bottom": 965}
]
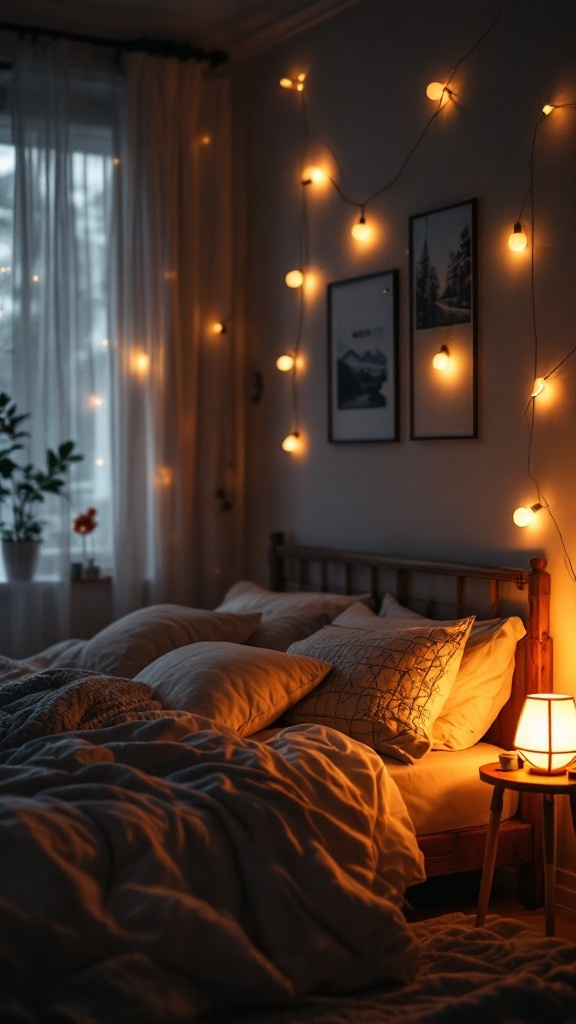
[
  {"left": 542, "top": 792, "right": 556, "bottom": 937},
  {"left": 475, "top": 785, "right": 504, "bottom": 927},
  {"left": 570, "top": 792, "right": 576, "bottom": 834}
]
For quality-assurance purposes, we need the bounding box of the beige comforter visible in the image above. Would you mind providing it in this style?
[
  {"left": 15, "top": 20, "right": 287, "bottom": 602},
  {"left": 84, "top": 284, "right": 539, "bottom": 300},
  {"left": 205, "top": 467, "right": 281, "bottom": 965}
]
[{"left": 0, "top": 704, "right": 424, "bottom": 1021}]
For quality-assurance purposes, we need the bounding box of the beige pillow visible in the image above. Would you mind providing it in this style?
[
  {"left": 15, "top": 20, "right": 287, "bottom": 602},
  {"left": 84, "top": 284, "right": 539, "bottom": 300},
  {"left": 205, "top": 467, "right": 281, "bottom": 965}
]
[
  {"left": 75, "top": 605, "right": 261, "bottom": 679},
  {"left": 135, "top": 641, "right": 332, "bottom": 736},
  {"left": 379, "top": 593, "right": 428, "bottom": 621},
  {"left": 216, "top": 580, "right": 372, "bottom": 652},
  {"left": 282, "top": 618, "right": 474, "bottom": 763},
  {"left": 378, "top": 593, "right": 526, "bottom": 749},
  {"left": 432, "top": 617, "right": 526, "bottom": 749}
]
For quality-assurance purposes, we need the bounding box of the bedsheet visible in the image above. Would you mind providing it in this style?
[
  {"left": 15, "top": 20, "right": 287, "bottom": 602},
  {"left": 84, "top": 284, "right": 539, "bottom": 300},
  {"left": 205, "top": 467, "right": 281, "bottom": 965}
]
[
  {"left": 200, "top": 913, "right": 576, "bottom": 1023},
  {"left": 0, "top": 706, "right": 425, "bottom": 1022}
]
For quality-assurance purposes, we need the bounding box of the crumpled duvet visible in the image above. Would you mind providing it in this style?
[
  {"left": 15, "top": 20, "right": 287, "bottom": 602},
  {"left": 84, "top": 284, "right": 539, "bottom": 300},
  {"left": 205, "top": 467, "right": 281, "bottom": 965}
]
[
  {"left": 0, "top": 666, "right": 165, "bottom": 748},
  {"left": 0, "top": 712, "right": 425, "bottom": 1022}
]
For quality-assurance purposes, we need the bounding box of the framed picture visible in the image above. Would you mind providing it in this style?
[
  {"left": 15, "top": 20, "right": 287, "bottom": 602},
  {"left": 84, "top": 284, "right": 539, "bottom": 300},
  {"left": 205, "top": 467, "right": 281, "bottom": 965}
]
[
  {"left": 328, "top": 269, "right": 399, "bottom": 443},
  {"left": 409, "top": 199, "right": 478, "bottom": 439}
]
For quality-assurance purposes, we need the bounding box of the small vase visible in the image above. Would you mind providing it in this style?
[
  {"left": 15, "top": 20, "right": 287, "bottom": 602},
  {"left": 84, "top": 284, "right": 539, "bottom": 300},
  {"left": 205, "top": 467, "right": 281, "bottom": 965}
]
[{"left": 2, "top": 540, "right": 41, "bottom": 582}]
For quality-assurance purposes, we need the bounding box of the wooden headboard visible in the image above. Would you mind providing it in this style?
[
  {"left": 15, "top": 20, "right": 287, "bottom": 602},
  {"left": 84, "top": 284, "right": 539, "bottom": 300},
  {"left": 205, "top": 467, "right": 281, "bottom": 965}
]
[{"left": 268, "top": 532, "right": 552, "bottom": 750}]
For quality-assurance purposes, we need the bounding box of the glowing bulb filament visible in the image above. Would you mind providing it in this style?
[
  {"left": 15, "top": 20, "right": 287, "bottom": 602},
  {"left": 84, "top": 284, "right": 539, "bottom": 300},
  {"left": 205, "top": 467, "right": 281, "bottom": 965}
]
[
  {"left": 513, "top": 503, "right": 543, "bottom": 527},
  {"left": 531, "top": 377, "right": 545, "bottom": 397},
  {"left": 426, "top": 81, "right": 451, "bottom": 107},
  {"left": 281, "top": 432, "right": 300, "bottom": 453},
  {"left": 279, "top": 73, "right": 305, "bottom": 91},
  {"left": 432, "top": 345, "right": 450, "bottom": 371},
  {"left": 542, "top": 104, "right": 554, "bottom": 116},
  {"left": 508, "top": 222, "right": 528, "bottom": 251},
  {"left": 285, "top": 269, "right": 304, "bottom": 288},
  {"left": 276, "top": 353, "right": 295, "bottom": 372},
  {"left": 351, "top": 215, "right": 371, "bottom": 241},
  {"left": 301, "top": 165, "right": 326, "bottom": 185}
]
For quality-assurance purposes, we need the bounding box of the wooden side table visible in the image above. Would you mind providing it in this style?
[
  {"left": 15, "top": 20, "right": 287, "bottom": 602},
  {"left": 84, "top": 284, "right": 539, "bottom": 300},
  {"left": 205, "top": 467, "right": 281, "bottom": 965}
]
[{"left": 475, "top": 762, "right": 576, "bottom": 936}]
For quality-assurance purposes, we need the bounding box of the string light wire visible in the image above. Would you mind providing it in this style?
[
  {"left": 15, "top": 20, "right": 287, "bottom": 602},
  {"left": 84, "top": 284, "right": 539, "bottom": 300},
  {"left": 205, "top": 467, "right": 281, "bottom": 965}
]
[{"left": 519, "top": 105, "right": 576, "bottom": 581}]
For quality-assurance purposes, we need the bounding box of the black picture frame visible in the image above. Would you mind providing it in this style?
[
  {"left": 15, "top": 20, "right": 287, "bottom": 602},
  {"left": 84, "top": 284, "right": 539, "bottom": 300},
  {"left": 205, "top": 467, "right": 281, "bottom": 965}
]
[
  {"left": 328, "top": 269, "right": 399, "bottom": 443},
  {"left": 409, "top": 199, "right": 478, "bottom": 440}
]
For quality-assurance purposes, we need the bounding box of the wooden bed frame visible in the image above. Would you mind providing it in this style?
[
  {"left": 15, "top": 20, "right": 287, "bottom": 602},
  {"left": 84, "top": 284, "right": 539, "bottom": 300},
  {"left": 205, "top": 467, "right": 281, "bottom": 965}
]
[{"left": 268, "top": 532, "right": 552, "bottom": 908}]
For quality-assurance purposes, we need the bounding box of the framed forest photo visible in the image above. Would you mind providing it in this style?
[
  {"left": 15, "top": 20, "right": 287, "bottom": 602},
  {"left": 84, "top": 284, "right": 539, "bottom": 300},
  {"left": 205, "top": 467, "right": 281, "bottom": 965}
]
[
  {"left": 410, "top": 199, "right": 478, "bottom": 439},
  {"left": 328, "top": 270, "right": 399, "bottom": 443}
]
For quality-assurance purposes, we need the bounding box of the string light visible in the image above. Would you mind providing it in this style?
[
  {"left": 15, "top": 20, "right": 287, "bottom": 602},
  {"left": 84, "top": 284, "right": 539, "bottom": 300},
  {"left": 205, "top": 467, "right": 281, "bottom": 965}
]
[
  {"left": 425, "top": 81, "right": 452, "bottom": 107},
  {"left": 508, "top": 221, "right": 528, "bottom": 251},
  {"left": 212, "top": 321, "right": 226, "bottom": 334},
  {"left": 542, "top": 104, "right": 555, "bottom": 116},
  {"left": 530, "top": 376, "right": 546, "bottom": 397},
  {"left": 276, "top": 353, "right": 295, "bottom": 372},
  {"left": 350, "top": 213, "right": 372, "bottom": 241},
  {"left": 301, "top": 165, "right": 327, "bottom": 185},
  {"left": 513, "top": 503, "right": 543, "bottom": 527},
  {"left": 281, "top": 431, "right": 301, "bottom": 452},
  {"left": 279, "top": 73, "right": 305, "bottom": 92},
  {"left": 432, "top": 345, "right": 450, "bottom": 371},
  {"left": 285, "top": 269, "right": 304, "bottom": 288}
]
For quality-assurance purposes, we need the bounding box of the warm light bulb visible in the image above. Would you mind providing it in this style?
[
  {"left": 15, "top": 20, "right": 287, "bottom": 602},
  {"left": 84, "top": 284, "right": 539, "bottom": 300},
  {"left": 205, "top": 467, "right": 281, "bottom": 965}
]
[
  {"left": 531, "top": 376, "right": 545, "bottom": 397},
  {"left": 542, "top": 104, "right": 554, "bottom": 116},
  {"left": 426, "top": 81, "right": 443, "bottom": 99},
  {"left": 301, "top": 165, "right": 326, "bottom": 185},
  {"left": 281, "top": 432, "right": 300, "bottom": 452},
  {"left": 276, "top": 353, "right": 295, "bottom": 372},
  {"left": 351, "top": 216, "right": 371, "bottom": 241},
  {"left": 426, "top": 81, "right": 450, "bottom": 107},
  {"left": 513, "top": 502, "right": 542, "bottom": 527},
  {"left": 132, "top": 351, "right": 150, "bottom": 375},
  {"left": 279, "top": 74, "right": 305, "bottom": 91},
  {"left": 285, "top": 269, "right": 304, "bottom": 288},
  {"left": 432, "top": 345, "right": 449, "bottom": 371},
  {"left": 212, "top": 322, "right": 225, "bottom": 334},
  {"left": 508, "top": 222, "right": 528, "bottom": 251}
]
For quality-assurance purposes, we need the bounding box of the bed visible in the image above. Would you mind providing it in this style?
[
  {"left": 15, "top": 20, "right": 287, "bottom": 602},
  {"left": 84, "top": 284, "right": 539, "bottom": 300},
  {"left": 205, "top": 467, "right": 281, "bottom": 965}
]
[
  {"left": 263, "top": 531, "right": 554, "bottom": 910},
  {"left": 0, "top": 533, "right": 573, "bottom": 1024}
]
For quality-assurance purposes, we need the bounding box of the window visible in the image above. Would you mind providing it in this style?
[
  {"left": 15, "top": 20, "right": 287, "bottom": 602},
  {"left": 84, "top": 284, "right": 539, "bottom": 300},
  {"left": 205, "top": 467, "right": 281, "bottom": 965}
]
[{"left": 0, "top": 71, "right": 114, "bottom": 580}]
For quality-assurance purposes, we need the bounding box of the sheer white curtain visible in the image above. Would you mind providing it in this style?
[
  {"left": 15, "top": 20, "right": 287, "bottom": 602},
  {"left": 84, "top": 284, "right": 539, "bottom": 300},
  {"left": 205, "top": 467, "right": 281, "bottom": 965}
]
[
  {"left": 110, "top": 53, "right": 241, "bottom": 615},
  {"left": 3, "top": 39, "right": 242, "bottom": 654},
  {"left": 5, "top": 40, "right": 116, "bottom": 655}
]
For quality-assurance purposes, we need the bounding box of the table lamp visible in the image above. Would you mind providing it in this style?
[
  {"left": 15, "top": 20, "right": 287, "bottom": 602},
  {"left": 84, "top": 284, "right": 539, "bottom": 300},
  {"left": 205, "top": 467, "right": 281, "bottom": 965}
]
[{"left": 514, "top": 693, "right": 576, "bottom": 774}]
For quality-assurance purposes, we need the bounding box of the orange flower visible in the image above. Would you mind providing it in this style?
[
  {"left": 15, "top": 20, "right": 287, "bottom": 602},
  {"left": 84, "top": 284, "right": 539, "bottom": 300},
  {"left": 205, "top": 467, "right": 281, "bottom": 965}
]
[{"left": 73, "top": 507, "right": 98, "bottom": 535}]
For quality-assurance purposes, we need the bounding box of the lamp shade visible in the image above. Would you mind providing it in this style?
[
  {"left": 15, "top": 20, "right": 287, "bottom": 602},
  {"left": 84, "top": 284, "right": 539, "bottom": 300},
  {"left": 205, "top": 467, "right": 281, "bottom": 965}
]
[{"left": 514, "top": 693, "right": 576, "bottom": 773}]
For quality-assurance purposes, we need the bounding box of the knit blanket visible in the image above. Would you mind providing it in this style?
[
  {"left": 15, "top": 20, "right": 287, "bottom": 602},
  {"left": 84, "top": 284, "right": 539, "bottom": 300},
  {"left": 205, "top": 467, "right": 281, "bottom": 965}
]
[{"left": 0, "top": 666, "right": 164, "bottom": 749}]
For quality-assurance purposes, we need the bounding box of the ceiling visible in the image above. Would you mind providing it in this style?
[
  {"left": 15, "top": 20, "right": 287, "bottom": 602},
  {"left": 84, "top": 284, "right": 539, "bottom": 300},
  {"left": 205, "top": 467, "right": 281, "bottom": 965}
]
[{"left": 0, "top": 0, "right": 360, "bottom": 59}]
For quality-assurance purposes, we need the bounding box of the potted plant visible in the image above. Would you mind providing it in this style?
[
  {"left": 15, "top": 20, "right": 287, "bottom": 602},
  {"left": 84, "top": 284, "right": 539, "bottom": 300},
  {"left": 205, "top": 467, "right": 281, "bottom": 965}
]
[{"left": 0, "top": 392, "right": 84, "bottom": 581}]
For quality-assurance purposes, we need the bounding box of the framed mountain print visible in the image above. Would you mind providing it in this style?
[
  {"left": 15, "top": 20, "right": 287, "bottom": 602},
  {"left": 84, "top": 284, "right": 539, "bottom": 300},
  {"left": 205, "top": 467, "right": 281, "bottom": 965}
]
[
  {"left": 410, "top": 199, "right": 478, "bottom": 439},
  {"left": 328, "top": 270, "right": 399, "bottom": 443}
]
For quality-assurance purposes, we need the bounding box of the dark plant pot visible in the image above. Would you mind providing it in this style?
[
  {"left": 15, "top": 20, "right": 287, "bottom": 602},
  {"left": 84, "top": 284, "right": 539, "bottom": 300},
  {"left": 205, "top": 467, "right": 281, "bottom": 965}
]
[{"left": 1, "top": 540, "right": 41, "bottom": 582}]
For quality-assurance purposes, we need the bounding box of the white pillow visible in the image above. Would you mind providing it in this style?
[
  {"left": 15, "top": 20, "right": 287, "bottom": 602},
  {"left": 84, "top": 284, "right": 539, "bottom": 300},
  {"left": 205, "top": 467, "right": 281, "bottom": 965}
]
[
  {"left": 282, "top": 618, "right": 474, "bottom": 763},
  {"left": 74, "top": 605, "right": 261, "bottom": 679},
  {"left": 216, "top": 580, "right": 372, "bottom": 651},
  {"left": 378, "top": 593, "right": 526, "bottom": 749},
  {"left": 135, "top": 641, "right": 332, "bottom": 736}
]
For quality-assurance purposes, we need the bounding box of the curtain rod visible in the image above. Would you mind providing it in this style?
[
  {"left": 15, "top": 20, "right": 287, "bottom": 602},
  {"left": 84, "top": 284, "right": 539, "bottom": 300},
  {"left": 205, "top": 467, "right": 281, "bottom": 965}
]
[{"left": 0, "top": 19, "right": 228, "bottom": 67}]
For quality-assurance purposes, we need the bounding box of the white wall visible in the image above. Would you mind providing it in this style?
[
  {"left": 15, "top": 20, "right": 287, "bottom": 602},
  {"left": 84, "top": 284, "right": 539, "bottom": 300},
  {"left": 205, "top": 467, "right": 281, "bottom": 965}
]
[{"left": 236, "top": 0, "right": 576, "bottom": 871}]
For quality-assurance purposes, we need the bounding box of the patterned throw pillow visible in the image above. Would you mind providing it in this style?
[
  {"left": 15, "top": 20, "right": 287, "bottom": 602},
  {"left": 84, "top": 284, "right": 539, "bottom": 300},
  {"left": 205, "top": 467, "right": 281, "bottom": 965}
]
[{"left": 282, "top": 619, "right": 474, "bottom": 763}]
